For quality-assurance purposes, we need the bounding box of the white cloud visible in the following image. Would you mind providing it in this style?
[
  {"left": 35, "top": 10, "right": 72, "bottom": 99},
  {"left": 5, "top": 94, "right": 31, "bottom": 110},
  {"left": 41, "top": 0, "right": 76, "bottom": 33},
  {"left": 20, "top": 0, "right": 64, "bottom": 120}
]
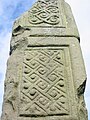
[
  {"left": 0, "top": 5, "right": 3, "bottom": 16},
  {"left": 0, "top": 31, "right": 11, "bottom": 115},
  {"left": 85, "top": 96, "right": 90, "bottom": 120},
  {"left": 0, "top": 77, "right": 4, "bottom": 116},
  {"left": 0, "top": 32, "right": 11, "bottom": 72}
]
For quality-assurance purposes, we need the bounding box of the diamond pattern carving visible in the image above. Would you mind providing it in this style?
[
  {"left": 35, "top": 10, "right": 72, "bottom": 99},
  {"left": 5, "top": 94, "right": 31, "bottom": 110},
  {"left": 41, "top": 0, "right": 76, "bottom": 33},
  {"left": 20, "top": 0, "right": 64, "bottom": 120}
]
[{"left": 19, "top": 47, "right": 69, "bottom": 116}]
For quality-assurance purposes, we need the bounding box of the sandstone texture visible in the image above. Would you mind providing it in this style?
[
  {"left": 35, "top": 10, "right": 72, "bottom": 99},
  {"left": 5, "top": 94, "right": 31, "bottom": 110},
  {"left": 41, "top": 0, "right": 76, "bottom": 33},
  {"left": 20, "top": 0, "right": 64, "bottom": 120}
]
[{"left": 1, "top": 0, "right": 88, "bottom": 120}]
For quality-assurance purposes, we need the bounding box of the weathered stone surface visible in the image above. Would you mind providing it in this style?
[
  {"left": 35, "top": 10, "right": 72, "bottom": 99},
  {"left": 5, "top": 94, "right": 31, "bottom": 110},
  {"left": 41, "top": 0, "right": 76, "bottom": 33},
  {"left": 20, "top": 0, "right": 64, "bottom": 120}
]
[{"left": 1, "top": 0, "right": 88, "bottom": 120}]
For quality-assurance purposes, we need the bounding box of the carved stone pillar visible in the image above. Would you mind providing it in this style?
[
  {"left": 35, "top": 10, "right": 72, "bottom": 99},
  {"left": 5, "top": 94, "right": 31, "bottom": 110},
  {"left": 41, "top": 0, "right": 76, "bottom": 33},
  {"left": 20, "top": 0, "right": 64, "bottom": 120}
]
[{"left": 1, "top": 0, "right": 88, "bottom": 120}]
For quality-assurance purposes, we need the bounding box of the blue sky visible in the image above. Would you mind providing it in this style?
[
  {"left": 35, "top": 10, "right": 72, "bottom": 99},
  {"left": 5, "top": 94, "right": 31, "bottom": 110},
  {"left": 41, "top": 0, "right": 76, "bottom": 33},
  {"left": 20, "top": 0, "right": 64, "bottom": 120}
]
[{"left": 0, "top": 0, "right": 90, "bottom": 119}]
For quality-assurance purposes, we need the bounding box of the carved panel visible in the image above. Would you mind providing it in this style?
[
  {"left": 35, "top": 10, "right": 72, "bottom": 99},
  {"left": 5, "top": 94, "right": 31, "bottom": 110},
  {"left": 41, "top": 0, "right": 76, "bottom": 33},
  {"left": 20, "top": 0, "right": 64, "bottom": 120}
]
[
  {"left": 19, "top": 46, "right": 72, "bottom": 117},
  {"left": 28, "top": 0, "right": 65, "bottom": 27}
]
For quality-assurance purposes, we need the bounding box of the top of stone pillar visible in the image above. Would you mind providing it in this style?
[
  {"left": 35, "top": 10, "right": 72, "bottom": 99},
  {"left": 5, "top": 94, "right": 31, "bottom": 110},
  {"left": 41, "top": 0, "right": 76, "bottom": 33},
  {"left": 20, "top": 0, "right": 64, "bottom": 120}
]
[{"left": 12, "top": 0, "right": 80, "bottom": 40}]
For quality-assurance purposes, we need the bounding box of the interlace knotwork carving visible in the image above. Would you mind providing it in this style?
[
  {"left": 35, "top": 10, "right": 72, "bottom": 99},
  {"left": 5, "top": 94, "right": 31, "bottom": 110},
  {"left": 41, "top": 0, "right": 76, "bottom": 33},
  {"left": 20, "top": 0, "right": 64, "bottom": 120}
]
[
  {"left": 28, "top": 0, "right": 60, "bottom": 25},
  {"left": 19, "top": 47, "right": 69, "bottom": 116}
]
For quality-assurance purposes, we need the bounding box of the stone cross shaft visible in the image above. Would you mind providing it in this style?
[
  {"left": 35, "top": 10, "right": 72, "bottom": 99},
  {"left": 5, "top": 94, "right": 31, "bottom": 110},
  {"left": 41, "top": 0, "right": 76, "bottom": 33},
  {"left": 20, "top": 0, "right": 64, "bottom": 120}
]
[{"left": 1, "top": 0, "right": 88, "bottom": 120}]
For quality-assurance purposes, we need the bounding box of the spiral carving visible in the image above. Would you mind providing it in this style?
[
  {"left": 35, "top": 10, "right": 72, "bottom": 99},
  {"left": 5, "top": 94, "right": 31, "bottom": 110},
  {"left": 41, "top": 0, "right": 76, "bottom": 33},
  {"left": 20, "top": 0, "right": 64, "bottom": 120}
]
[{"left": 28, "top": 0, "right": 60, "bottom": 25}]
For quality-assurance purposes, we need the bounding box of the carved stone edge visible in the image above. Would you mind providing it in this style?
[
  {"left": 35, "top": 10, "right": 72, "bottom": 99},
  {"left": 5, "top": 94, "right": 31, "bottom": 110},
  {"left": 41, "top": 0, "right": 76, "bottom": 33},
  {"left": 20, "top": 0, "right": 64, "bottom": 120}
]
[
  {"left": 1, "top": 37, "right": 88, "bottom": 120},
  {"left": 1, "top": 50, "right": 24, "bottom": 120},
  {"left": 11, "top": 0, "right": 79, "bottom": 40}
]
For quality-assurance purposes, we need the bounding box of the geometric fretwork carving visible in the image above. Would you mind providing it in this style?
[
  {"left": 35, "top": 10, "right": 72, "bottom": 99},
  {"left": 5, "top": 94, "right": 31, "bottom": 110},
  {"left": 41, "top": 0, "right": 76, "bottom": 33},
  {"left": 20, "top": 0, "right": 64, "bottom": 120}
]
[
  {"left": 28, "top": 0, "right": 65, "bottom": 27},
  {"left": 19, "top": 47, "right": 69, "bottom": 117}
]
